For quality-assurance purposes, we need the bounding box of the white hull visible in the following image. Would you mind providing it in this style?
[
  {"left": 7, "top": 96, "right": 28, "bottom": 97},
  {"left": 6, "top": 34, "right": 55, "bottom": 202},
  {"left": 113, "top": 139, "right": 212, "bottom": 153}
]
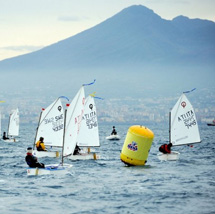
[
  {"left": 26, "top": 164, "right": 72, "bottom": 176},
  {"left": 32, "top": 150, "right": 60, "bottom": 158},
  {"left": 1, "top": 138, "right": 18, "bottom": 143},
  {"left": 68, "top": 153, "right": 100, "bottom": 160},
  {"left": 106, "top": 135, "right": 121, "bottom": 140},
  {"left": 157, "top": 151, "right": 180, "bottom": 161}
]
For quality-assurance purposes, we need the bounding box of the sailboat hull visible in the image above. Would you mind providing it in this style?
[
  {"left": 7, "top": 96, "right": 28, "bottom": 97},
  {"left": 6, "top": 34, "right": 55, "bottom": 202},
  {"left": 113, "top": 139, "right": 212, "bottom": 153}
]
[
  {"left": 106, "top": 135, "right": 121, "bottom": 140},
  {"left": 207, "top": 123, "right": 215, "bottom": 126},
  {"left": 68, "top": 153, "right": 100, "bottom": 160},
  {"left": 26, "top": 164, "right": 72, "bottom": 176},
  {"left": 1, "top": 138, "right": 18, "bottom": 143},
  {"left": 32, "top": 150, "right": 60, "bottom": 158},
  {"left": 157, "top": 151, "right": 180, "bottom": 161}
]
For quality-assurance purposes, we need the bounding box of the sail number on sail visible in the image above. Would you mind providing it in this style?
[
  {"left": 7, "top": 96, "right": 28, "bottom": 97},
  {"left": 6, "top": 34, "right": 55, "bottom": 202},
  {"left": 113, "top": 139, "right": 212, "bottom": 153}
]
[
  {"left": 83, "top": 111, "right": 97, "bottom": 129},
  {"left": 178, "top": 110, "right": 196, "bottom": 129},
  {"left": 44, "top": 114, "right": 64, "bottom": 132}
]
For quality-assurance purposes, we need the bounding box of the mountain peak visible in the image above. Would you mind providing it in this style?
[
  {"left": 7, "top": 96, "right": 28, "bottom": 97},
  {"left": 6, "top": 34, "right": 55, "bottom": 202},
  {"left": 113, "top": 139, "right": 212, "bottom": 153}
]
[
  {"left": 114, "top": 4, "right": 161, "bottom": 21},
  {"left": 0, "top": 4, "right": 214, "bottom": 71},
  {"left": 121, "top": 5, "right": 155, "bottom": 14}
]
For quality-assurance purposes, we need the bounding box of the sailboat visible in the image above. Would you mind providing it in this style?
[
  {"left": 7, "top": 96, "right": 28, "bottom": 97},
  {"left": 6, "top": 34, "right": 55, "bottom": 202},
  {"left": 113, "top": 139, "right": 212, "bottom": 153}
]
[
  {"left": 207, "top": 119, "right": 215, "bottom": 126},
  {"left": 68, "top": 95, "right": 100, "bottom": 160},
  {"left": 32, "top": 96, "right": 68, "bottom": 158},
  {"left": 2, "top": 108, "right": 19, "bottom": 142},
  {"left": 27, "top": 107, "right": 72, "bottom": 176},
  {"left": 27, "top": 81, "right": 96, "bottom": 175},
  {"left": 157, "top": 90, "right": 201, "bottom": 161},
  {"left": 106, "top": 134, "right": 121, "bottom": 141},
  {"left": 106, "top": 126, "right": 120, "bottom": 140},
  {"left": 27, "top": 85, "right": 85, "bottom": 175}
]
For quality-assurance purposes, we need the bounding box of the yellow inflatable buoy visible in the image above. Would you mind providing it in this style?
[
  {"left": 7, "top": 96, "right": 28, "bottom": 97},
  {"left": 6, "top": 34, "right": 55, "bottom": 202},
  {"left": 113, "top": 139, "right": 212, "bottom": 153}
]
[{"left": 120, "top": 125, "right": 154, "bottom": 166}]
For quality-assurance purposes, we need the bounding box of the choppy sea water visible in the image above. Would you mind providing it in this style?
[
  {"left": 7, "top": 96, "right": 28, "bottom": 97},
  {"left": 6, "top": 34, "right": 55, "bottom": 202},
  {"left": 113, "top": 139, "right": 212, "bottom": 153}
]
[{"left": 0, "top": 123, "right": 214, "bottom": 214}]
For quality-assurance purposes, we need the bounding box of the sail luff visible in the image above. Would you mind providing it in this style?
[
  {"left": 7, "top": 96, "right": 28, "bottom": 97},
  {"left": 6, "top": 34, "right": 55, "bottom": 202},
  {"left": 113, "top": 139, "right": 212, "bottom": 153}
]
[
  {"left": 33, "top": 111, "right": 43, "bottom": 149},
  {"left": 63, "top": 86, "right": 85, "bottom": 157},
  {"left": 61, "top": 109, "right": 67, "bottom": 165},
  {"left": 7, "top": 114, "right": 11, "bottom": 137},
  {"left": 171, "top": 95, "right": 183, "bottom": 130},
  {"left": 38, "top": 97, "right": 60, "bottom": 127}
]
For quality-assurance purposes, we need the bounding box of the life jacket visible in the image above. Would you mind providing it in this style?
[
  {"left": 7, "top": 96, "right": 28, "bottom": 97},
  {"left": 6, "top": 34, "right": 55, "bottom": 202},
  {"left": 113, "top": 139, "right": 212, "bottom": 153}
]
[
  {"left": 159, "top": 144, "right": 171, "bottom": 154},
  {"left": 36, "top": 141, "right": 45, "bottom": 151}
]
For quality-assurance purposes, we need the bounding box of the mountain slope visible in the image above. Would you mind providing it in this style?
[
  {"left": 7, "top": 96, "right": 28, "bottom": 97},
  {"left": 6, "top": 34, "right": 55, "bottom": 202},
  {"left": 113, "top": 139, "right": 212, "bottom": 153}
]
[{"left": 0, "top": 5, "right": 215, "bottom": 71}]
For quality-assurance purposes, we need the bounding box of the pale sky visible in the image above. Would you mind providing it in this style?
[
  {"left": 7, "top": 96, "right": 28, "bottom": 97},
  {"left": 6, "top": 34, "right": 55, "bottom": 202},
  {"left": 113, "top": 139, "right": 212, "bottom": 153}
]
[{"left": 0, "top": 0, "right": 214, "bottom": 61}]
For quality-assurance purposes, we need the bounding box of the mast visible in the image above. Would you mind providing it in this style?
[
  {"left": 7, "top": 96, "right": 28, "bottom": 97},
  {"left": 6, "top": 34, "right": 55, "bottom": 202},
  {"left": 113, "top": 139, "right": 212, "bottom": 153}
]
[
  {"left": 61, "top": 109, "right": 67, "bottom": 166},
  {"left": 169, "top": 111, "right": 171, "bottom": 144},
  {"left": 33, "top": 111, "right": 42, "bottom": 150},
  {"left": 63, "top": 86, "right": 85, "bottom": 157},
  {"left": 7, "top": 114, "right": 11, "bottom": 137}
]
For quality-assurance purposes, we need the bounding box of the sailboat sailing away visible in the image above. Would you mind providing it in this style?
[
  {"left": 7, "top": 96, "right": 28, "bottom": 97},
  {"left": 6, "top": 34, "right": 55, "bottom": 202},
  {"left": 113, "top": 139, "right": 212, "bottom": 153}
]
[
  {"left": 2, "top": 108, "right": 19, "bottom": 142},
  {"left": 32, "top": 96, "right": 68, "bottom": 158},
  {"left": 69, "top": 95, "right": 100, "bottom": 160},
  {"left": 157, "top": 91, "right": 201, "bottom": 161}
]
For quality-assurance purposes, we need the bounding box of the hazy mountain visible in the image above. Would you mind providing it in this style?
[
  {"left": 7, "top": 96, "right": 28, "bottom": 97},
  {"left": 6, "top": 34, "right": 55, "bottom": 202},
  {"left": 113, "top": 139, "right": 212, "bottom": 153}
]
[
  {"left": 0, "top": 5, "right": 214, "bottom": 105},
  {"left": 0, "top": 5, "right": 215, "bottom": 72}
]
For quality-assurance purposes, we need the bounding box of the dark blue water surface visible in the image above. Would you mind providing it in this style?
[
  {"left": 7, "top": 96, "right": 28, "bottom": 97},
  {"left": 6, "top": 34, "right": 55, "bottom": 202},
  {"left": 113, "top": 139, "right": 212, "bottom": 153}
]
[{"left": 0, "top": 123, "right": 214, "bottom": 214}]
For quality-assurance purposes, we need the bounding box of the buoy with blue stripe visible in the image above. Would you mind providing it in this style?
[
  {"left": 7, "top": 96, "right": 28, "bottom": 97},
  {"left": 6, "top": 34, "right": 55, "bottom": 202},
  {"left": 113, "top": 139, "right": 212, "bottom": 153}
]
[{"left": 120, "top": 125, "right": 154, "bottom": 166}]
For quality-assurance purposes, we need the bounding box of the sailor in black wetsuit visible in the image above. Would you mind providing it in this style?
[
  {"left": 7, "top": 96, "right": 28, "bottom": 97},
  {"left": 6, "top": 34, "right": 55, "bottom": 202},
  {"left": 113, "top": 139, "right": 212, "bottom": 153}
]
[
  {"left": 111, "top": 126, "right": 117, "bottom": 135},
  {"left": 2, "top": 132, "right": 9, "bottom": 140},
  {"left": 25, "top": 147, "right": 45, "bottom": 168}
]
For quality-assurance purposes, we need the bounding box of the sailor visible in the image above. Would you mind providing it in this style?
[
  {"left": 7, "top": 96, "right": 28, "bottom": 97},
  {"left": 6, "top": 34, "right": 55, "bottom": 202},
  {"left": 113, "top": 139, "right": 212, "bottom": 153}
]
[
  {"left": 25, "top": 147, "right": 45, "bottom": 168},
  {"left": 111, "top": 126, "right": 117, "bottom": 135},
  {"left": 73, "top": 145, "right": 81, "bottom": 155},
  {"left": 36, "top": 137, "right": 47, "bottom": 151},
  {"left": 2, "top": 132, "right": 9, "bottom": 140},
  {"left": 159, "top": 143, "right": 172, "bottom": 154}
]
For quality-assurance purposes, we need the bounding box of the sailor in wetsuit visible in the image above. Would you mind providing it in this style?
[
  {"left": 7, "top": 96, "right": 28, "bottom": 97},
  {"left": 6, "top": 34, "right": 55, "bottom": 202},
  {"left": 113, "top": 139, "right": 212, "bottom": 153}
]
[
  {"left": 159, "top": 143, "right": 172, "bottom": 154},
  {"left": 25, "top": 147, "right": 45, "bottom": 168},
  {"left": 2, "top": 132, "right": 9, "bottom": 140},
  {"left": 73, "top": 145, "right": 81, "bottom": 155},
  {"left": 111, "top": 126, "right": 117, "bottom": 135}
]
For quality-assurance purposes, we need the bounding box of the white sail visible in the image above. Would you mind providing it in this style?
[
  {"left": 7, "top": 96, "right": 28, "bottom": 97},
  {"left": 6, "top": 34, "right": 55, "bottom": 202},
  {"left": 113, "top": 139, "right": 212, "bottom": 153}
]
[
  {"left": 0, "top": 112, "right": 1, "bottom": 138},
  {"left": 8, "top": 108, "right": 19, "bottom": 136},
  {"left": 77, "top": 95, "right": 100, "bottom": 147},
  {"left": 170, "top": 93, "right": 201, "bottom": 146},
  {"left": 35, "top": 98, "right": 64, "bottom": 147},
  {"left": 63, "top": 86, "right": 85, "bottom": 157}
]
